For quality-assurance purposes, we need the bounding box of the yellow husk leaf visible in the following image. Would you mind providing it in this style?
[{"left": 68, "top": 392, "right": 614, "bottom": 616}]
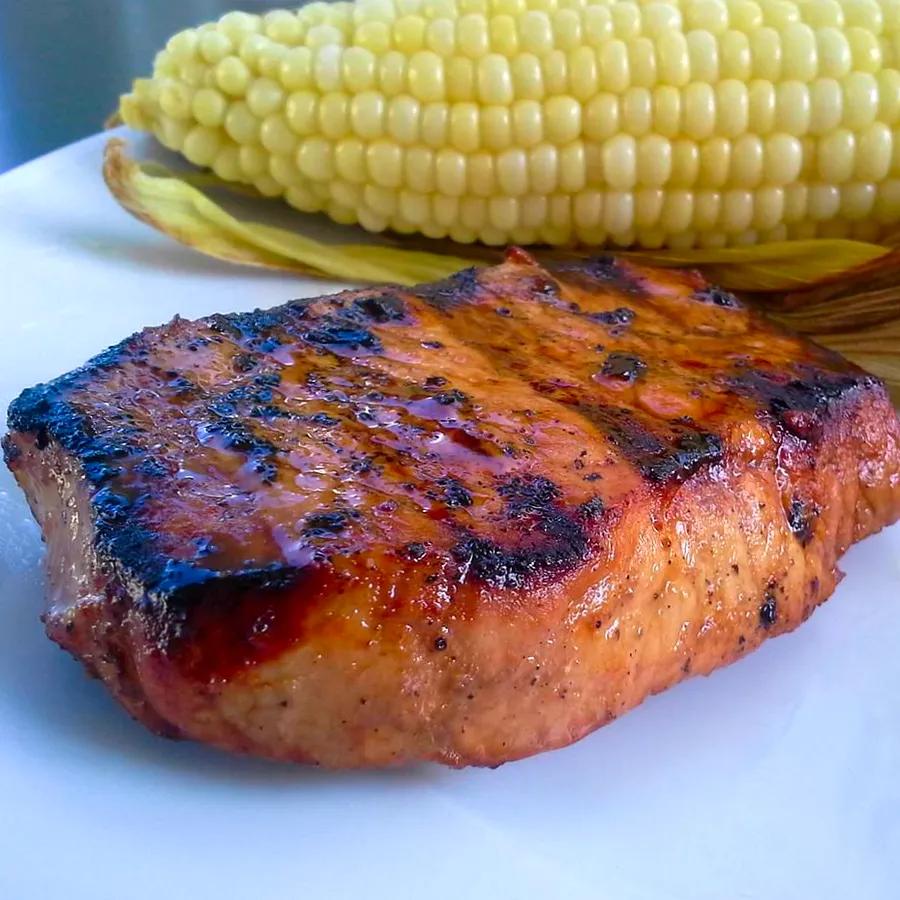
[
  {"left": 761, "top": 251, "right": 900, "bottom": 404},
  {"left": 103, "top": 139, "right": 473, "bottom": 284},
  {"left": 103, "top": 139, "right": 900, "bottom": 402}
]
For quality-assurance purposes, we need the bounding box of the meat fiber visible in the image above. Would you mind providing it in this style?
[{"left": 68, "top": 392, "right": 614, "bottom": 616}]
[{"left": 5, "top": 249, "right": 900, "bottom": 767}]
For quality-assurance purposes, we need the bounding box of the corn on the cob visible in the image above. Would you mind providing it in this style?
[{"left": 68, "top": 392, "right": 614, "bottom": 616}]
[{"left": 120, "top": 0, "right": 900, "bottom": 248}]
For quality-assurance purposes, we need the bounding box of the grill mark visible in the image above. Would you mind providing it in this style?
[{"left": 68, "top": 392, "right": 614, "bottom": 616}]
[
  {"left": 729, "top": 367, "right": 875, "bottom": 440},
  {"left": 351, "top": 291, "right": 408, "bottom": 323},
  {"left": 449, "top": 473, "right": 606, "bottom": 588},
  {"left": 498, "top": 474, "right": 561, "bottom": 517},
  {"left": 413, "top": 267, "right": 482, "bottom": 312},
  {"left": 301, "top": 318, "right": 382, "bottom": 352},
  {"left": 579, "top": 406, "right": 723, "bottom": 484},
  {"left": 437, "top": 477, "right": 473, "bottom": 508},
  {"left": 451, "top": 526, "right": 587, "bottom": 589},
  {"left": 141, "top": 563, "right": 319, "bottom": 682},
  {"left": 549, "top": 256, "right": 647, "bottom": 298}
]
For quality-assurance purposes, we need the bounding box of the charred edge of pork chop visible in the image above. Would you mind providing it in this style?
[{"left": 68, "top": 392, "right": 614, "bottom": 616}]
[{"left": 3, "top": 251, "right": 900, "bottom": 766}]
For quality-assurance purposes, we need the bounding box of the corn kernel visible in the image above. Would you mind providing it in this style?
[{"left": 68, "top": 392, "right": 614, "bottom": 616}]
[
  {"left": 808, "top": 183, "right": 841, "bottom": 219},
  {"left": 491, "top": 15, "right": 519, "bottom": 55},
  {"left": 497, "top": 146, "right": 529, "bottom": 193},
  {"left": 426, "top": 18, "right": 457, "bottom": 55},
  {"left": 542, "top": 49, "right": 569, "bottom": 94},
  {"left": 544, "top": 95, "right": 581, "bottom": 142},
  {"left": 200, "top": 31, "right": 233, "bottom": 65},
  {"left": 261, "top": 111, "right": 300, "bottom": 152},
  {"left": 446, "top": 56, "right": 476, "bottom": 100},
  {"left": 847, "top": 25, "right": 882, "bottom": 71},
  {"left": 657, "top": 31, "right": 690, "bottom": 85},
  {"left": 350, "top": 90, "right": 386, "bottom": 137},
  {"left": 381, "top": 52, "right": 408, "bottom": 94},
  {"left": 683, "top": 82, "right": 716, "bottom": 139},
  {"left": 281, "top": 47, "right": 314, "bottom": 89},
  {"left": 719, "top": 30, "right": 751, "bottom": 80},
  {"left": 212, "top": 145, "right": 243, "bottom": 181},
  {"left": 459, "top": 13, "right": 490, "bottom": 56},
  {"left": 749, "top": 27, "right": 781, "bottom": 81},
  {"left": 856, "top": 121, "right": 892, "bottom": 180},
  {"left": 583, "top": 5, "right": 613, "bottom": 46},
  {"left": 215, "top": 56, "right": 251, "bottom": 97},
  {"left": 224, "top": 101, "right": 261, "bottom": 143},
  {"left": 559, "top": 140, "right": 586, "bottom": 190},
  {"left": 436, "top": 147, "right": 468, "bottom": 193},
  {"left": 482, "top": 104, "right": 512, "bottom": 148},
  {"left": 721, "top": 188, "right": 753, "bottom": 230},
  {"left": 405, "top": 145, "right": 435, "bottom": 191},
  {"left": 395, "top": 15, "right": 427, "bottom": 52},
  {"left": 264, "top": 10, "right": 304, "bottom": 45},
  {"left": 603, "top": 191, "right": 633, "bottom": 234},
  {"left": 571, "top": 99, "right": 606, "bottom": 152},
  {"left": 519, "top": 11, "right": 554, "bottom": 55},
  {"left": 763, "top": 132, "right": 802, "bottom": 183},
  {"left": 652, "top": 85, "right": 681, "bottom": 136},
  {"left": 247, "top": 77, "right": 285, "bottom": 116},
  {"left": 687, "top": 30, "right": 720, "bottom": 82},
  {"left": 159, "top": 80, "right": 194, "bottom": 120},
  {"left": 637, "top": 134, "right": 672, "bottom": 186},
  {"left": 569, "top": 45, "right": 598, "bottom": 99},
  {"left": 450, "top": 101, "right": 481, "bottom": 150},
  {"left": 840, "top": 181, "right": 877, "bottom": 219},
  {"left": 366, "top": 138, "right": 404, "bottom": 186},
  {"left": 468, "top": 150, "right": 497, "bottom": 194},
  {"left": 635, "top": 187, "right": 664, "bottom": 227},
  {"left": 774, "top": 80, "right": 810, "bottom": 133},
  {"left": 598, "top": 39, "right": 630, "bottom": 92},
  {"left": 269, "top": 153, "right": 304, "bottom": 186},
  {"left": 511, "top": 52, "right": 545, "bottom": 98},
  {"left": 422, "top": 101, "right": 450, "bottom": 145},
  {"left": 239, "top": 143, "right": 269, "bottom": 176},
  {"left": 842, "top": 71, "right": 879, "bottom": 128},
  {"left": 409, "top": 49, "right": 446, "bottom": 99},
  {"left": 602, "top": 133, "right": 637, "bottom": 189},
  {"left": 671, "top": 137, "right": 700, "bottom": 185},
  {"left": 660, "top": 189, "right": 693, "bottom": 233},
  {"left": 183, "top": 125, "right": 222, "bottom": 165},
  {"left": 553, "top": 9, "right": 582, "bottom": 50},
  {"left": 699, "top": 136, "right": 731, "bottom": 187},
  {"left": 816, "top": 26, "right": 852, "bottom": 77},
  {"left": 611, "top": 3, "right": 641, "bottom": 41},
  {"left": 808, "top": 77, "right": 842, "bottom": 134},
  {"left": 335, "top": 137, "right": 367, "bottom": 182},
  {"left": 716, "top": 79, "right": 749, "bottom": 137},
  {"left": 730, "top": 133, "right": 763, "bottom": 185},
  {"left": 478, "top": 53, "right": 514, "bottom": 102}
]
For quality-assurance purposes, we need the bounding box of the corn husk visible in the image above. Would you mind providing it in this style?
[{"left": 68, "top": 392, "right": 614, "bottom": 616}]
[{"left": 103, "top": 139, "right": 900, "bottom": 402}]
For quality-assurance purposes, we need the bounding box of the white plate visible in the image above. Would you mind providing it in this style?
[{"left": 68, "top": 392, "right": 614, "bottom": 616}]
[{"left": 1, "top": 132, "right": 898, "bottom": 900}]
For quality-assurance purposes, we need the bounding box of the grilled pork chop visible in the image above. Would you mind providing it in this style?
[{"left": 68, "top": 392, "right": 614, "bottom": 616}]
[{"left": 5, "top": 249, "right": 900, "bottom": 767}]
